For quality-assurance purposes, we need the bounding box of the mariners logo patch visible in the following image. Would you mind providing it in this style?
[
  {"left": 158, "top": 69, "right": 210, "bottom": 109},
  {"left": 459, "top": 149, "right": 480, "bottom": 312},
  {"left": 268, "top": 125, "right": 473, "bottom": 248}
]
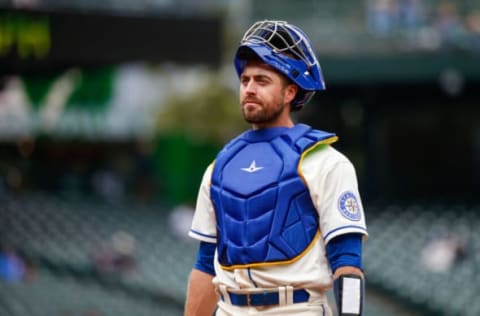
[{"left": 338, "top": 191, "right": 361, "bottom": 221}]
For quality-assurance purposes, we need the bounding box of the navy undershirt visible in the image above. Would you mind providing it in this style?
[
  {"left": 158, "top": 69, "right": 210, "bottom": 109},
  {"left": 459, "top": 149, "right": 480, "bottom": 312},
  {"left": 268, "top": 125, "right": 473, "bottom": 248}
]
[
  {"left": 326, "top": 233, "right": 363, "bottom": 273},
  {"left": 194, "top": 241, "right": 216, "bottom": 276}
]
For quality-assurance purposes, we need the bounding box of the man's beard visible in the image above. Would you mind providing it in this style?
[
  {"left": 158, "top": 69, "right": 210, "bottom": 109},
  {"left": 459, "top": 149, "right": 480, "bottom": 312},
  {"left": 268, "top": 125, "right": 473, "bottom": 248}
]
[{"left": 242, "top": 101, "right": 286, "bottom": 125}]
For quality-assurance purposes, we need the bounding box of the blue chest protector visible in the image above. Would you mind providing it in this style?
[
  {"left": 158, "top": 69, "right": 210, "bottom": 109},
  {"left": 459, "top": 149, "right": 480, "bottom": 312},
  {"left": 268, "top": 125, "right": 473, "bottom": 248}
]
[{"left": 210, "top": 124, "right": 337, "bottom": 270}]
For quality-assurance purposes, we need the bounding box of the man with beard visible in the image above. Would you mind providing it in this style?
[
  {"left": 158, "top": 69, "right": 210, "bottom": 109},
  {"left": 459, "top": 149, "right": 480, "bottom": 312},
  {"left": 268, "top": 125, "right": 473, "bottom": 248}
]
[{"left": 185, "top": 20, "right": 368, "bottom": 316}]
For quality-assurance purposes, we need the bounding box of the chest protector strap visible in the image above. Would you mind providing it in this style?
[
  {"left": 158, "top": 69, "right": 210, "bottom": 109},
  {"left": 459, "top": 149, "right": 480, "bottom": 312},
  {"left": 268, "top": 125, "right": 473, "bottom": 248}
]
[{"left": 210, "top": 124, "right": 337, "bottom": 270}]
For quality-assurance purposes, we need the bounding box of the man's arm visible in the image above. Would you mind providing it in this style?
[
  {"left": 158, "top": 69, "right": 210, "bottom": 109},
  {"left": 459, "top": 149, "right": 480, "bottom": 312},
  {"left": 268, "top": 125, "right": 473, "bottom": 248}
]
[
  {"left": 327, "top": 234, "right": 365, "bottom": 315},
  {"left": 332, "top": 267, "right": 365, "bottom": 316},
  {"left": 184, "top": 268, "right": 218, "bottom": 316},
  {"left": 333, "top": 265, "right": 363, "bottom": 279}
]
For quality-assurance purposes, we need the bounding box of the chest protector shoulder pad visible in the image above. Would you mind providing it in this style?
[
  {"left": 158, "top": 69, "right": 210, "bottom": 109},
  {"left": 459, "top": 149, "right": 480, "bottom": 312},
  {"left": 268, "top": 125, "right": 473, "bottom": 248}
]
[{"left": 210, "top": 124, "right": 337, "bottom": 270}]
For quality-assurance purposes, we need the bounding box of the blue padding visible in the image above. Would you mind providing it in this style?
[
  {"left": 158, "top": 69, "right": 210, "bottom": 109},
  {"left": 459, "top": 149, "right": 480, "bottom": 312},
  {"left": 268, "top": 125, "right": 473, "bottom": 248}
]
[
  {"left": 326, "top": 233, "right": 362, "bottom": 273},
  {"left": 194, "top": 241, "right": 216, "bottom": 276},
  {"left": 211, "top": 124, "right": 335, "bottom": 268}
]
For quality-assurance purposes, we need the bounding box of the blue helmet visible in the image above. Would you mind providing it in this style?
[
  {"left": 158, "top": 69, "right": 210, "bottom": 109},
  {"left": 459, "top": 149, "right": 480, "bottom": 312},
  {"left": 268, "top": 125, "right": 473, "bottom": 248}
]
[{"left": 234, "top": 20, "right": 325, "bottom": 111}]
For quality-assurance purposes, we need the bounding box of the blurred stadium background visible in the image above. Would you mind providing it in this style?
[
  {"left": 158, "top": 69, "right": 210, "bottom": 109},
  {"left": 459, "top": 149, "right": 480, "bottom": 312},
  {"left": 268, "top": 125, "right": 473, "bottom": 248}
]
[{"left": 1, "top": 0, "right": 480, "bottom": 315}]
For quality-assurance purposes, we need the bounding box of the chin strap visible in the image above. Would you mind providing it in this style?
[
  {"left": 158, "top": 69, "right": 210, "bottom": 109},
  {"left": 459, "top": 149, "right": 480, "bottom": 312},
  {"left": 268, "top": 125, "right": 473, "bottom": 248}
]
[{"left": 333, "top": 274, "right": 364, "bottom": 316}]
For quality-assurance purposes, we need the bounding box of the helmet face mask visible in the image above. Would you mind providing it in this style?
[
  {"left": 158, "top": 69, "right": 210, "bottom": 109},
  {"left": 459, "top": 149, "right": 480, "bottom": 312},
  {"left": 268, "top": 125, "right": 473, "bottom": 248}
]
[{"left": 235, "top": 20, "right": 325, "bottom": 110}]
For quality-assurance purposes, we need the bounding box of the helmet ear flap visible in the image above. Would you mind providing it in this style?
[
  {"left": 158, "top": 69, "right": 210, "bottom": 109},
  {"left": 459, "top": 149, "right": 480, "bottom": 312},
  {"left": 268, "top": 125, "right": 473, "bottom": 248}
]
[{"left": 291, "top": 90, "right": 315, "bottom": 111}]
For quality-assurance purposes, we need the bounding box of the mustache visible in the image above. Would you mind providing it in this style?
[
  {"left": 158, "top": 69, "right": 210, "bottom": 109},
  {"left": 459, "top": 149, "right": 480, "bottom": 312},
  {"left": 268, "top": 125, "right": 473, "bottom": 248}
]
[{"left": 241, "top": 97, "right": 262, "bottom": 106}]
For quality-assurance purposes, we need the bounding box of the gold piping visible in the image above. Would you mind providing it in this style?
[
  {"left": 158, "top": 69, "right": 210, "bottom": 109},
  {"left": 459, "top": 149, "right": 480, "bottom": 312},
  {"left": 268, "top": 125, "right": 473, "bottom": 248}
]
[{"left": 220, "top": 229, "right": 321, "bottom": 271}]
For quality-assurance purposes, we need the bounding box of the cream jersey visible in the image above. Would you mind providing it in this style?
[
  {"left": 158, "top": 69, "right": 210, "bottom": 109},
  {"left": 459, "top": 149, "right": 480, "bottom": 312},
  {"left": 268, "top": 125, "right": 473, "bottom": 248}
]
[{"left": 189, "top": 144, "right": 368, "bottom": 295}]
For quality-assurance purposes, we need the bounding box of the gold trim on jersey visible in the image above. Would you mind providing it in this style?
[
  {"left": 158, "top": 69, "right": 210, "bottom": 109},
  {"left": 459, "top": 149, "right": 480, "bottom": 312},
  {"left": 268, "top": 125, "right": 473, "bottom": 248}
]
[
  {"left": 219, "top": 229, "right": 321, "bottom": 271},
  {"left": 208, "top": 161, "right": 215, "bottom": 186},
  {"left": 297, "top": 136, "right": 338, "bottom": 185}
]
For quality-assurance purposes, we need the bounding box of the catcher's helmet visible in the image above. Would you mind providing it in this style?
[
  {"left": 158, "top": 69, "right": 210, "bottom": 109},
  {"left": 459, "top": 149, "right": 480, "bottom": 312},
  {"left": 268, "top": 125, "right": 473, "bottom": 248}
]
[{"left": 234, "top": 20, "right": 325, "bottom": 110}]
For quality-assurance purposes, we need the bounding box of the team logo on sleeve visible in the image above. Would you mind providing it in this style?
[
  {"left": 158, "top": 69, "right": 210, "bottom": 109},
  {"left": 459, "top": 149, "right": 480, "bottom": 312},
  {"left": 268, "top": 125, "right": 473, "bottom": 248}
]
[{"left": 338, "top": 191, "right": 361, "bottom": 221}]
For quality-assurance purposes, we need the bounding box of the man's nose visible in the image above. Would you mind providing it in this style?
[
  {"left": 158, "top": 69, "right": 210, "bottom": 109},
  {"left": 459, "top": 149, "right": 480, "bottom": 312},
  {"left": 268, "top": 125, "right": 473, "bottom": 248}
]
[{"left": 244, "top": 80, "right": 257, "bottom": 94}]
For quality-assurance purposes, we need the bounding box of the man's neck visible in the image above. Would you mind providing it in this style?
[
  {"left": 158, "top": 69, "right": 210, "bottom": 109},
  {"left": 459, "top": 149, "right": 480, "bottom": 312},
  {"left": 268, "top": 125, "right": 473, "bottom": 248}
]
[{"left": 252, "top": 118, "right": 294, "bottom": 130}]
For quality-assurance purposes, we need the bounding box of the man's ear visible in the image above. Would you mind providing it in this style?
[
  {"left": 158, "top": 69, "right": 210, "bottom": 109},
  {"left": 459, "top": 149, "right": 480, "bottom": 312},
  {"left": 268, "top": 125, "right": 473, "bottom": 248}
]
[{"left": 285, "top": 84, "right": 298, "bottom": 105}]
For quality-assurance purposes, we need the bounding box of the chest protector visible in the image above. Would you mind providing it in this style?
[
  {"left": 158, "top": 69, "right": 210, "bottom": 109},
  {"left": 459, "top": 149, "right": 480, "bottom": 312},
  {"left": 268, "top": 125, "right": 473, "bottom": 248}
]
[{"left": 210, "top": 124, "right": 337, "bottom": 270}]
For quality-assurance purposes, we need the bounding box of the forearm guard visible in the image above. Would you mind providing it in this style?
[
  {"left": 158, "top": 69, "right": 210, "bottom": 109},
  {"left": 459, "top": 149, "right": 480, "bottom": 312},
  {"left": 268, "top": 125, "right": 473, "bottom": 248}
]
[{"left": 333, "top": 274, "right": 364, "bottom": 316}]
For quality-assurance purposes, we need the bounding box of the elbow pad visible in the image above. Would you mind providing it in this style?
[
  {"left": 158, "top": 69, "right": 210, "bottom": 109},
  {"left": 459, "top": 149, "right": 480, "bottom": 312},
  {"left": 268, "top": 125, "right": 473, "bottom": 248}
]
[{"left": 333, "top": 274, "right": 364, "bottom": 316}]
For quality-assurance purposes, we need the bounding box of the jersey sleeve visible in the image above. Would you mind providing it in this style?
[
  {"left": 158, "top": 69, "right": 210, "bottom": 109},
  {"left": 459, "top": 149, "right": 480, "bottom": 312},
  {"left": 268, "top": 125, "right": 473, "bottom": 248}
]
[
  {"left": 188, "top": 163, "right": 217, "bottom": 244},
  {"left": 302, "top": 147, "right": 368, "bottom": 245},
  {"left": 318, "top": 161, "right": 368, "bottom": 244}
]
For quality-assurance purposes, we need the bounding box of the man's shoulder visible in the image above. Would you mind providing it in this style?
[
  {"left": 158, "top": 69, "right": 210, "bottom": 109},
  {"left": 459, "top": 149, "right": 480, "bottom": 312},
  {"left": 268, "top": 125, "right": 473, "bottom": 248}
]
[
  {"left": 300, "top": 145, "right": 356, "bottom": 185},
  {"left": 303, "top": 144, "right": 351, "bottom": 168},
  {"left": 219, "top": 130, "right": 249, "bottom": 152}
]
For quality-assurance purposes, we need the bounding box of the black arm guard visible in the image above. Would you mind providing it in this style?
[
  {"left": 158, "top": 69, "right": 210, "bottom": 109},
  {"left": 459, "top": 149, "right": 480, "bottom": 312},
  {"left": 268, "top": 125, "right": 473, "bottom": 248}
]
[{"left": 333, "top": 274, "right": 364, "bottom": 316}]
